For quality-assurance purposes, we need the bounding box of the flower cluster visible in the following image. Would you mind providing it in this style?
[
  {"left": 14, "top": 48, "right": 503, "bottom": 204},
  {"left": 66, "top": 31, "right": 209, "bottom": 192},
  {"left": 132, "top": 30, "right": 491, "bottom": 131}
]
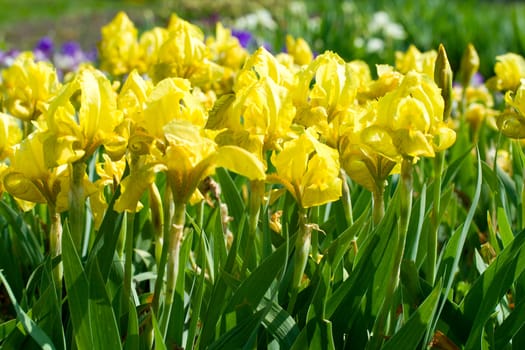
[{"left": 0, "top": 11, "right": 460, "bottom": 220}]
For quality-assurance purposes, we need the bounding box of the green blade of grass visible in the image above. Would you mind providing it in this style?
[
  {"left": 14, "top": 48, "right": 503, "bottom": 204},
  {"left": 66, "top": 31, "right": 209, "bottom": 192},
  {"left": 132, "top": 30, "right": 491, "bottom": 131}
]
[
  {"left": 461, "top": 227, "right": 525, "bottom": 349},
  {"left": 0, "top": 271, "right": 56, "bottom": 350},
  {"left": 383, "top": 279, "right": 442, "bottom": 350},
  {"left": 62, "top": 221, "right": 93, "bottom": 349},
  {"left": 87, "top": 260, "right": 122, "bottom": 350},
  {"left": 429, "top": 149, "right": 482, "bottom": 344}
]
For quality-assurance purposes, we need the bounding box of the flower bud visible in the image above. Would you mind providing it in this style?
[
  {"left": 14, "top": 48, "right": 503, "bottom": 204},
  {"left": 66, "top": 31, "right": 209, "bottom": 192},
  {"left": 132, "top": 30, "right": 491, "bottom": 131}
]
[
  {"left": 434, "top": 44, "right": 453, "bottom": 120},
  {"left": 459, "top": 43, "right": 480, "bottom": 88}
]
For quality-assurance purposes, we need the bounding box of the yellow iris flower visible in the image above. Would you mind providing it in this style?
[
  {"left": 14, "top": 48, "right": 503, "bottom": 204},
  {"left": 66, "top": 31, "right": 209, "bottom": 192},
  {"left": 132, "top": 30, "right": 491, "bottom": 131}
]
[
  {"left": 149, "top": 15, "right": 223, "bottom": 88},
  {"left": 42, "top": 67, "right": 123, "bottom": 166},
  {"left": 1, "top": 52, "right": 61, "bottom": 121},
  {"left": 0, "top": 113, "right": 22, "bottom": 160},
  {"left": 487, "top": 53, "right": 525, "bottom": 92},
  {"left": 362, "top": 71, "right": 455, "bottom": 160},
  {"left": 285, "top": 35, "right": 314, "bottom": 66},
  {"left": 114, "top": 120, "right": 265, "bottom": 211},
  {"left": 395, "top": 45, "right": 437, "bottom": 79},
  {"left": 2, "top": 132, "right": 95, "bottom": 212},
  {"left": 497, "top": 79, "right": 525, "bottom": 138},
  {"left": 98, "top": 11, "right": 142, "bottom": 76},
  {"left": 292, "top": 51, "right": 364, "bottom": 147},
  {"left": 269, "top": 129, "right": 342, "bottom": 208}
]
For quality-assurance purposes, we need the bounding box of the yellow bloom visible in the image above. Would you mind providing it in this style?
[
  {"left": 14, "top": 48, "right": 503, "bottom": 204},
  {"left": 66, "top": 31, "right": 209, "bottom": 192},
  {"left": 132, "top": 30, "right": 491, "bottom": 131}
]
[
  {"left": 42, "top": 67, "right": 123, "bottom": 165},
  {"left": 357, "top": 65, "right": 403, "bottom": 102},
  {"left": 3, "top": 132, "right": 67, "bottom": 211},
  {"left": 208, "top": 75, "right": 295, "bottom": 161},
  {"left": 1, "top": 52, "right": 61, "bottom": 121},
  {"left": 205, "top": 22, "right": 250, "bottom": 94},
  {"left": 488, "top": 53, "right": 525, "bottom": 91},
  {"left": 138, "top": 27, "right": 169, "bottom": 71},
  {"left": 395, "top": 44, "right": 437, "bottom": 79},
  {"left": 0, "top": 113, "right": 22, "bottom": 160},
  {"left": 142, "top": 77, "right": 207, "bottom": 139},
  {"left": 269, "top": 129, "right": 342, "bottom": 208},
  {"left": 114, "top": 120, "right": 265, "bottom": 211},
  {"left": 235, "top": 47, "right": 294, "bottom": 91},
  {"left": 285, "top": 35, "right": 314, "bottom": 66},
  {"left": 98, "top": 11, "right": 142, "bottom": 76},
  {"left": 364, "top": 71, "right": 455, "bottom": 160},
  {"left": 497, "top": 79, "right": 525, "bottom": 138},
  {"left": 164, "top": 120, "right": 265, "bottom": 204},
  {"left": 206, "top": 22, "right": 249, "bottom": 71},
  {"left": 149, "top": 16, "right": 223, "bottom": 88}
]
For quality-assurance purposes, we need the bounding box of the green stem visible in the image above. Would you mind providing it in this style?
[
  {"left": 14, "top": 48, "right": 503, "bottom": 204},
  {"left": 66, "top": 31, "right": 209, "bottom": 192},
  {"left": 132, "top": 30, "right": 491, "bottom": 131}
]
[
  {"left": 369, "top": 158, "right": 413, "bottom": 349},
  {"left": 152, "top": 183, "right": 173, "bottom": 315},
  {"left": 241, "top": 180, "right": 264, "bottom": 275},
  {"left": 69, "top": 161, "right": 86, "bottom": 253},
  {"left": 49, "top": 205, "right": 63, "bottom": 297},
  {"left": 372, "top": 185, "right": 385, "bottom": 225},
  {"left": 339, "top": 169, "right": 354, "bottom": 225},
  {"left": 288, "top": 207, "right": 312, "bottom": 313},
  {"left": 122, "top": 212, "right": 135, "bottom": 316},
  {"left": 427, "top": 152, "right": 444, "bottom": 284},
  {"left": 160, "top": 201, "right": 186, "bottom": 336}
]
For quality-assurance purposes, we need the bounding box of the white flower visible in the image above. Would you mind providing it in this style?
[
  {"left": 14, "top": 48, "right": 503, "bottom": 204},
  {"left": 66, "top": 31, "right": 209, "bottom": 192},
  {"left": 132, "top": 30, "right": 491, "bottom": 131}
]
[
  {"left": 234, "top": 9, "right": 277, "bottom": 32},
  {"left": 384, "top": 22, "right": 406, "bottom": 40},
  {"left": 341, "top": 1, "right": 355, "bottom": 15},
  {"left": 366, "top": 38, "right": 385, "bottom": 53},
  {"left": 289, "top": 1, "right": 307, "bottom": 16},
  {"left": 368, "top": 11, "right": 391, "bottom": 33}
]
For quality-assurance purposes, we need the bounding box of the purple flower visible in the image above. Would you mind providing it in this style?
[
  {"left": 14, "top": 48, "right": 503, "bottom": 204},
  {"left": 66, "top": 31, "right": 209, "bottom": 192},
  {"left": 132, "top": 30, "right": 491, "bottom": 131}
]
[
  {"left": 61, "top": 41, "right": 82, "bottom": 57},
  {"left": 0, "top": 49, "right": 20, "bottom": 67},
  {"left": 231, "top": 29, "right": 253, "bottom": 48},
  {"left": 34, "top": 36, "right": 54, "bottom": 60}
]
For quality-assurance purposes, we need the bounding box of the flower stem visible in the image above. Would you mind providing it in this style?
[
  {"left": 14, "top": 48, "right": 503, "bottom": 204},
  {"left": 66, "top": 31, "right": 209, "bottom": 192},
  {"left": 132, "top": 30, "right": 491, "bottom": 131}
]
[
  {"left": 241, "top": 179, "right": 264, "bottom": 275},
  {"left": 160, "top": 201, "right": 186, "bottom": 336},
  {"left": 69, "top": 161, "right": 86, "bottom": 253},
  {"left": 372, "top": 186, "right": 385, "bottom": 225},
  {"left": 288, "top": 207, "right": 312, "bottom": 313},
  {"left": 427, "top": 152, "right": 444, "bottom": 284},
  {"left": 369, "top": 158, "right": 413, "bottom": 349},
  {"left": 49, "top": 205, "right": 63, "bottom": 296},
  {"left": 122, "top": 212, "right": 135, "bottom": 316},
  {"left": 340, "top": 169, "right": 354, "bottom": 225}
]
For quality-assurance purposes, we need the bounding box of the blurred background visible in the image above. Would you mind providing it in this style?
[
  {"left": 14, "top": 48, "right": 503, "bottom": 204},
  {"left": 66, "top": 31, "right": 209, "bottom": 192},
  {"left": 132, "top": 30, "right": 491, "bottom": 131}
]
[{"left": 1, "top": 0, "right": 524, "bottom": 77}]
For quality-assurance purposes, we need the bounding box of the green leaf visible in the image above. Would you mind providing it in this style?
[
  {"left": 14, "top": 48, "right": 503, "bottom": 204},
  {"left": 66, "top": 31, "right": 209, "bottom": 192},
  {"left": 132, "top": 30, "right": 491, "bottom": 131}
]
[
  {"left": 290, "top": 318, "right": 335, "bottom": 350},
  {"left": 215, "top": 167, "right": 245, "bottom": 233},
  {"left": 494, "top": 294, "right": 525, "bottom": 348},
  {"left": 225, "top": 241, "right": 288, "bottom": 313},
  {"left": 260, "top": 298, "right": 300, "bottom": 348},
  {"left": 124, "top": 299, "right": 139, "bottom": 350},
  {"left": 321, "top": 211, "right": 367, "bottom": 270},
  {"left": 62, "top": 222, "right": 93, "bottom": 349},
  {"left": 87, "top": 169, "right": 126, "bottom": 281},
  {"left": 430, "top": 149, "right": 482, "bottom": 344},
  {"left": 186, "top": 232, "right": 207, "bottom": 350},
  {"left": 152, "top": 312, "right": 167, "bottom": 350},
  {"left": 0, "top": 319, "right": 17, "bottom": 341},
  {"left": 0, "top": 271, "right": 56, "bottom": 350},
  {"left": 462, "top": 228, "right": 525, "bottom": 349},
  {"left": 497, "top": 206, "right": 514, "bottom": 248},
  {"left": 383, "top": 280, "right": 442, "bottom": 350},
  {"left": 87, "top": 260, "right": 122, "bottom": 350},
  {"left": 207, "top": 309, "right": 264, "bottom": 350},
  {"left": 326, "top": 189, "right": 399, "bottom": 347}
]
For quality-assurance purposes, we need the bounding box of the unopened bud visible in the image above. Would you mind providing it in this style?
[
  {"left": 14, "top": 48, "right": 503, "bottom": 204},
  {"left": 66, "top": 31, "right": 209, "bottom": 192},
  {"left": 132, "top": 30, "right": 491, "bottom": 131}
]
[
  {"left": 459, "top": 43, "right": 480, "bottom": 88},
  {"left": 434, "top": 44, "right": 453, "bottom": 120}
]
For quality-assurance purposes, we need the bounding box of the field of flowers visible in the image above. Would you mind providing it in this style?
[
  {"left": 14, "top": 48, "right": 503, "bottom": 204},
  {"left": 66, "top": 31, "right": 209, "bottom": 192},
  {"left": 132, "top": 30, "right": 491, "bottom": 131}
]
[{"left": 2, "top": 1, "right": 525, "bottom": 349}]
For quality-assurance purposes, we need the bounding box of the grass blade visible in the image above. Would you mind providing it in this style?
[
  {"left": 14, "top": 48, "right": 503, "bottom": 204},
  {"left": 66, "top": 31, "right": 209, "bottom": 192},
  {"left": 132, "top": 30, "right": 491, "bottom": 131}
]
[{"left": 0, "top": 271, "right": 56, "bottom": 350}]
